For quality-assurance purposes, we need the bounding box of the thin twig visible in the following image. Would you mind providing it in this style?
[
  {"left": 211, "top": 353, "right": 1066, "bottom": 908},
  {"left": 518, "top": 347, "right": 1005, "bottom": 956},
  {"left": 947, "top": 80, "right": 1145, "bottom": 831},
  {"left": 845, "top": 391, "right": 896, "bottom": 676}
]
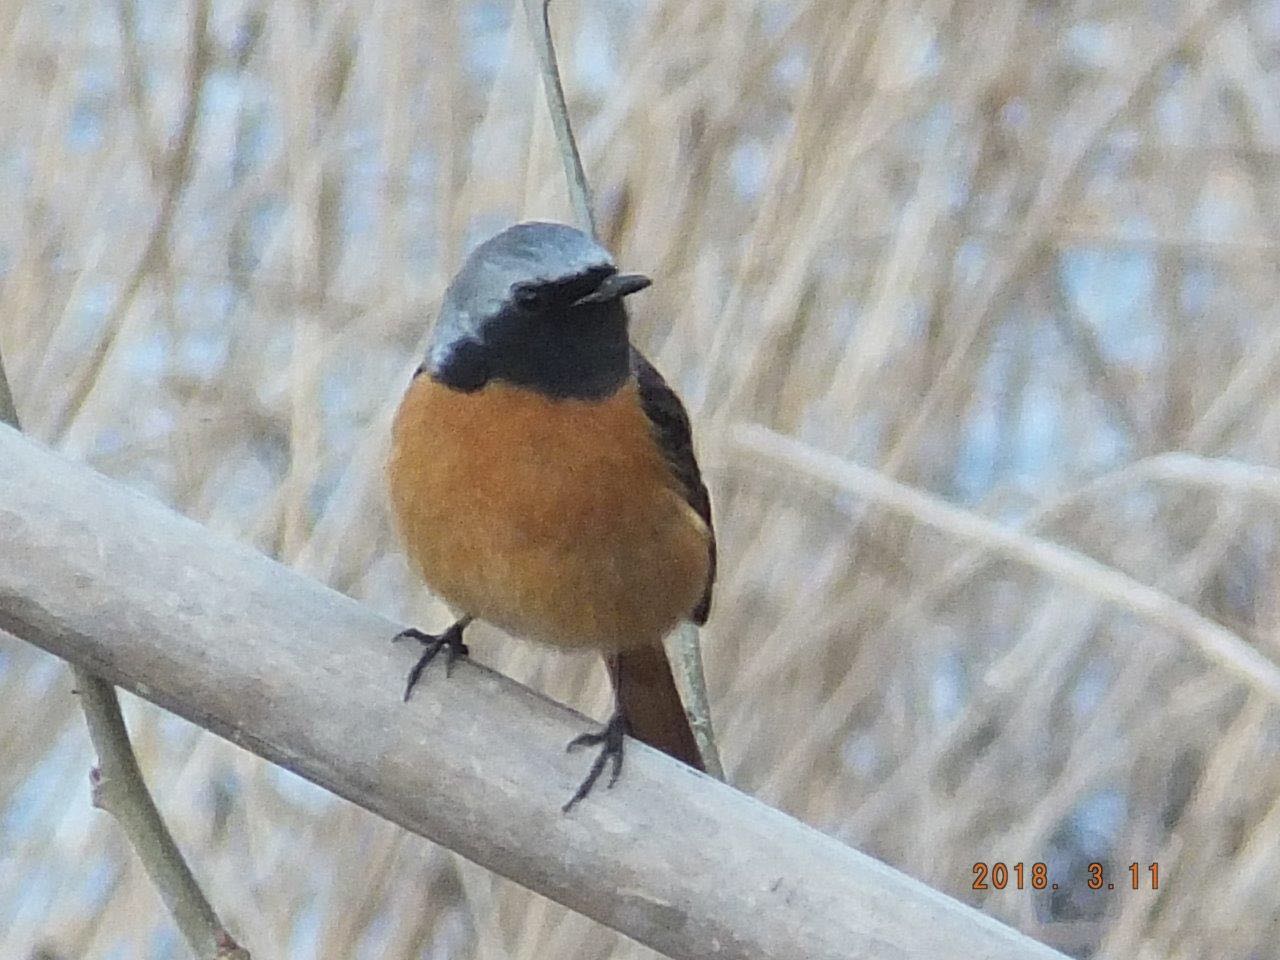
[
  {"left": 79, "top": 677, "right": 250, "bottom": 960},
  {"left": 520, "top": 0, "right": 595, "bottom": 237},
  {"left": 0, "top": 349, "right": 16, "bottom": 428},
  {"left": 669, "top": 623, "right": 725, "bottom": 780}
]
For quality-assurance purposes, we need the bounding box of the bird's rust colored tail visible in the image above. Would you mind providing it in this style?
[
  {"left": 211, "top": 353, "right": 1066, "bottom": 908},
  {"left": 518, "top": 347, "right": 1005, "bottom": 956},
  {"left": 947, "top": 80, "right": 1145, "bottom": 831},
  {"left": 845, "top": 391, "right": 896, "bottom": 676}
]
[{"left": 608, "top": 645, "right": 705, "bottom": 771}]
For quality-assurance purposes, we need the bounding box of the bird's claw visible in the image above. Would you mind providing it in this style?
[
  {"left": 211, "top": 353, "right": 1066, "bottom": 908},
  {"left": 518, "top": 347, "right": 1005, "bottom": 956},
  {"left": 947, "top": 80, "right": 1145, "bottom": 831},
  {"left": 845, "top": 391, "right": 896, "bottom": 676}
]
[
  {"left": 396, "top": 622, "right": 470, "bottom": 701},
  {"left": 562, "top": 713, "right": 627, "bottom": 812}
]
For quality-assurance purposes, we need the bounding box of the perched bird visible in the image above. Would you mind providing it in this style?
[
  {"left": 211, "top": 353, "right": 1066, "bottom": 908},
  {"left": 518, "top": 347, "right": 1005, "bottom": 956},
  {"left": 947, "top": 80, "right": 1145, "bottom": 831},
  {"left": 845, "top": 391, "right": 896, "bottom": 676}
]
[{"left": 388, "top": 221, "right": 714, "bottom": 810}]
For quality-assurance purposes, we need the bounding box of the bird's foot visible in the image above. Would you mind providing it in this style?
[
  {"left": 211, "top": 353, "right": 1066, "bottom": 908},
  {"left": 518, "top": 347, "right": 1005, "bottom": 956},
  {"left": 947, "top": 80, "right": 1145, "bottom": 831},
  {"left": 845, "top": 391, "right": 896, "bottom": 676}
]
[
  {"left": 394, "top": 618, "right": 471, "bottom": 701},
  {"left": 562, "top": 712, "right": 627, "bottom": 812}
]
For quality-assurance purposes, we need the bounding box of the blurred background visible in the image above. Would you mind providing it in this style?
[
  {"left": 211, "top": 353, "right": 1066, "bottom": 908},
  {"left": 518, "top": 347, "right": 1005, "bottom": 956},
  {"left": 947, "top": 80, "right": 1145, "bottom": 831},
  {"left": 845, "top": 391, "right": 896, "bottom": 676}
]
[{"left": 2, "top": 0, "right": 1280, "bottom": 956}]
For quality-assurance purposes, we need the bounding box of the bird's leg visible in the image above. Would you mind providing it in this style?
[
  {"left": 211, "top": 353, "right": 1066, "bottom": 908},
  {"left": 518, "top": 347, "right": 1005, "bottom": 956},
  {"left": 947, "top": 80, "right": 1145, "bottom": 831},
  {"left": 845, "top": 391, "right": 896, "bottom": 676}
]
[
  {"left": 562, "top": 708, "right": 627, "bottom": 812},
  {"left": 394, "top": 615, "right": 474, "bottom": 701}
]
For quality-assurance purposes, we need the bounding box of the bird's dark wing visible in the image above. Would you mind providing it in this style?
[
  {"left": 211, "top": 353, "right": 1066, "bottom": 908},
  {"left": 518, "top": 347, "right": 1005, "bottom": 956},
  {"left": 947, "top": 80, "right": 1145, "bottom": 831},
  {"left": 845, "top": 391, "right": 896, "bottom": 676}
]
[{"left": 631, "top": 350, "right": 715, "bottom": 624}]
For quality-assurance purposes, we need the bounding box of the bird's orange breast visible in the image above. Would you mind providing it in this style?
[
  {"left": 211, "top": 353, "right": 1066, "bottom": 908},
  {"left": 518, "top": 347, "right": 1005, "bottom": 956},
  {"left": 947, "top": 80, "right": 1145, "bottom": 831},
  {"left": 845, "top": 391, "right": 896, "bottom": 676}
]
[{"left": 388, "top": 375, "right": 711, "bottom": 651}]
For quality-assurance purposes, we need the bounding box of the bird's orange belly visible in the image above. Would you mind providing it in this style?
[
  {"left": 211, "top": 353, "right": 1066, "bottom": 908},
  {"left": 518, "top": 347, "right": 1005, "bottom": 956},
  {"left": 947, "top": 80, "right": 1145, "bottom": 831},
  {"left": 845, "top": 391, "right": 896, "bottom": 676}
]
[{"left": 388, "top": 376, "right": 710, "bottom": 651}]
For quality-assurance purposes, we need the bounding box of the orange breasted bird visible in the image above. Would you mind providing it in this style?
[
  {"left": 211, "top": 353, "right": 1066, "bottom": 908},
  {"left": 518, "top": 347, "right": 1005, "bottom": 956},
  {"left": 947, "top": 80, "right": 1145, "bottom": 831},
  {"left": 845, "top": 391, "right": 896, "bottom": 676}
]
[{"left": 388, "top": 221, "right": 714, "bottom": 811}]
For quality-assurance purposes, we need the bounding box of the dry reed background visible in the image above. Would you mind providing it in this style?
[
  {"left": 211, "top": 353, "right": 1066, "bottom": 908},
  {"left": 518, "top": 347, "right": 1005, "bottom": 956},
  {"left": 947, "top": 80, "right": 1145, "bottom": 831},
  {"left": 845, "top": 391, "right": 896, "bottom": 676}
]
[{"left": 1, "top": 0, "right": 1279, "bottom": 956}]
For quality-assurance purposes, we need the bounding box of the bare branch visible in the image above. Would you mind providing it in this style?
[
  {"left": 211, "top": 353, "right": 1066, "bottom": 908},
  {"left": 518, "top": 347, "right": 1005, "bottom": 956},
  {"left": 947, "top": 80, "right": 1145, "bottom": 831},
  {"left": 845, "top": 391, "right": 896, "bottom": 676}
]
[
  {"left": 0, "top": 423, "right": 1068, "bottom": 960},
  {"left": 80, "top": 677, "right": 250, "bottom": 960},
  {"left": 733, "top": 424, "right": 1280, "bottom": 704}
]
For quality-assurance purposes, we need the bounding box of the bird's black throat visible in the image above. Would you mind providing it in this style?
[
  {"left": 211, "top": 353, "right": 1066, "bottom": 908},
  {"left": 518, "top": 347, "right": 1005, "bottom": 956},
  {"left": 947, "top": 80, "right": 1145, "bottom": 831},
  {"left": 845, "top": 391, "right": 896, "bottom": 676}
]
[{"left": 432, "top": 300, "right": 632, "bottom": 401}]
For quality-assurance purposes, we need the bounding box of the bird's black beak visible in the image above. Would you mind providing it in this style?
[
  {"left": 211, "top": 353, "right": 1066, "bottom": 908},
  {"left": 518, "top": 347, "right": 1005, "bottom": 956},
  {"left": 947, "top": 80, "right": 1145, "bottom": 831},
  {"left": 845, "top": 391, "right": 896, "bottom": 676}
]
[{"left": 573, "top": 272, "right": 652, "bottom": 306}]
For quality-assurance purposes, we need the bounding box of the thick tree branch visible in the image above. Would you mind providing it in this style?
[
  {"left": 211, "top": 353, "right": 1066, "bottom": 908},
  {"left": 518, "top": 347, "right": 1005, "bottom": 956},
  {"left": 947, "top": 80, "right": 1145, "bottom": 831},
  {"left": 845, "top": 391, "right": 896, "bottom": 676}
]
[{"left": 0, "top": 423, "right": 1067, "bottom": 960}]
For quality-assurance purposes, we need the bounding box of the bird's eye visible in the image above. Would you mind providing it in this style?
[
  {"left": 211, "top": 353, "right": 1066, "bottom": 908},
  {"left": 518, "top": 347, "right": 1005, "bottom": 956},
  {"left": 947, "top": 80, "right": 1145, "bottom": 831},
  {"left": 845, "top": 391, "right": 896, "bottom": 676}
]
[{"left": 513, "top": 283, "right": 546, "bottom": 311}]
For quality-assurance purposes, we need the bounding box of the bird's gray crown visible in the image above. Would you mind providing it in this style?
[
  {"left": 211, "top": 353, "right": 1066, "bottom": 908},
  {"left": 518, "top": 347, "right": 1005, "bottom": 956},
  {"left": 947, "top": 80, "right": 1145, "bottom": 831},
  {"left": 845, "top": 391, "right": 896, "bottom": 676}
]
[
  {"left": 421, "top": 221, "right": 648, "bottom": 399},
  {"left": 428, "top": 221, "right": 617, "bottom": 366}
]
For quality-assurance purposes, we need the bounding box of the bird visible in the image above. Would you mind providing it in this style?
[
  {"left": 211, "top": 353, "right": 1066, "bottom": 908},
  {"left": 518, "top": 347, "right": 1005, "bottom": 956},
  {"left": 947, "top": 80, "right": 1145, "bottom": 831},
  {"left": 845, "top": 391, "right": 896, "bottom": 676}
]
[{"left": 387, "top": 221, "right": 715, "bottom": 811}]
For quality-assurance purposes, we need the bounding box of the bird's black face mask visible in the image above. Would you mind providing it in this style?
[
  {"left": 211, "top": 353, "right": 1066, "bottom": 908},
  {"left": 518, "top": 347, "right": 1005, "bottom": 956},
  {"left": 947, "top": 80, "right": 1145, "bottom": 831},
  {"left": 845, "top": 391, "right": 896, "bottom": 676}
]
[{"left": 424, "top": 222, "right": 651, "bottom": 400}]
